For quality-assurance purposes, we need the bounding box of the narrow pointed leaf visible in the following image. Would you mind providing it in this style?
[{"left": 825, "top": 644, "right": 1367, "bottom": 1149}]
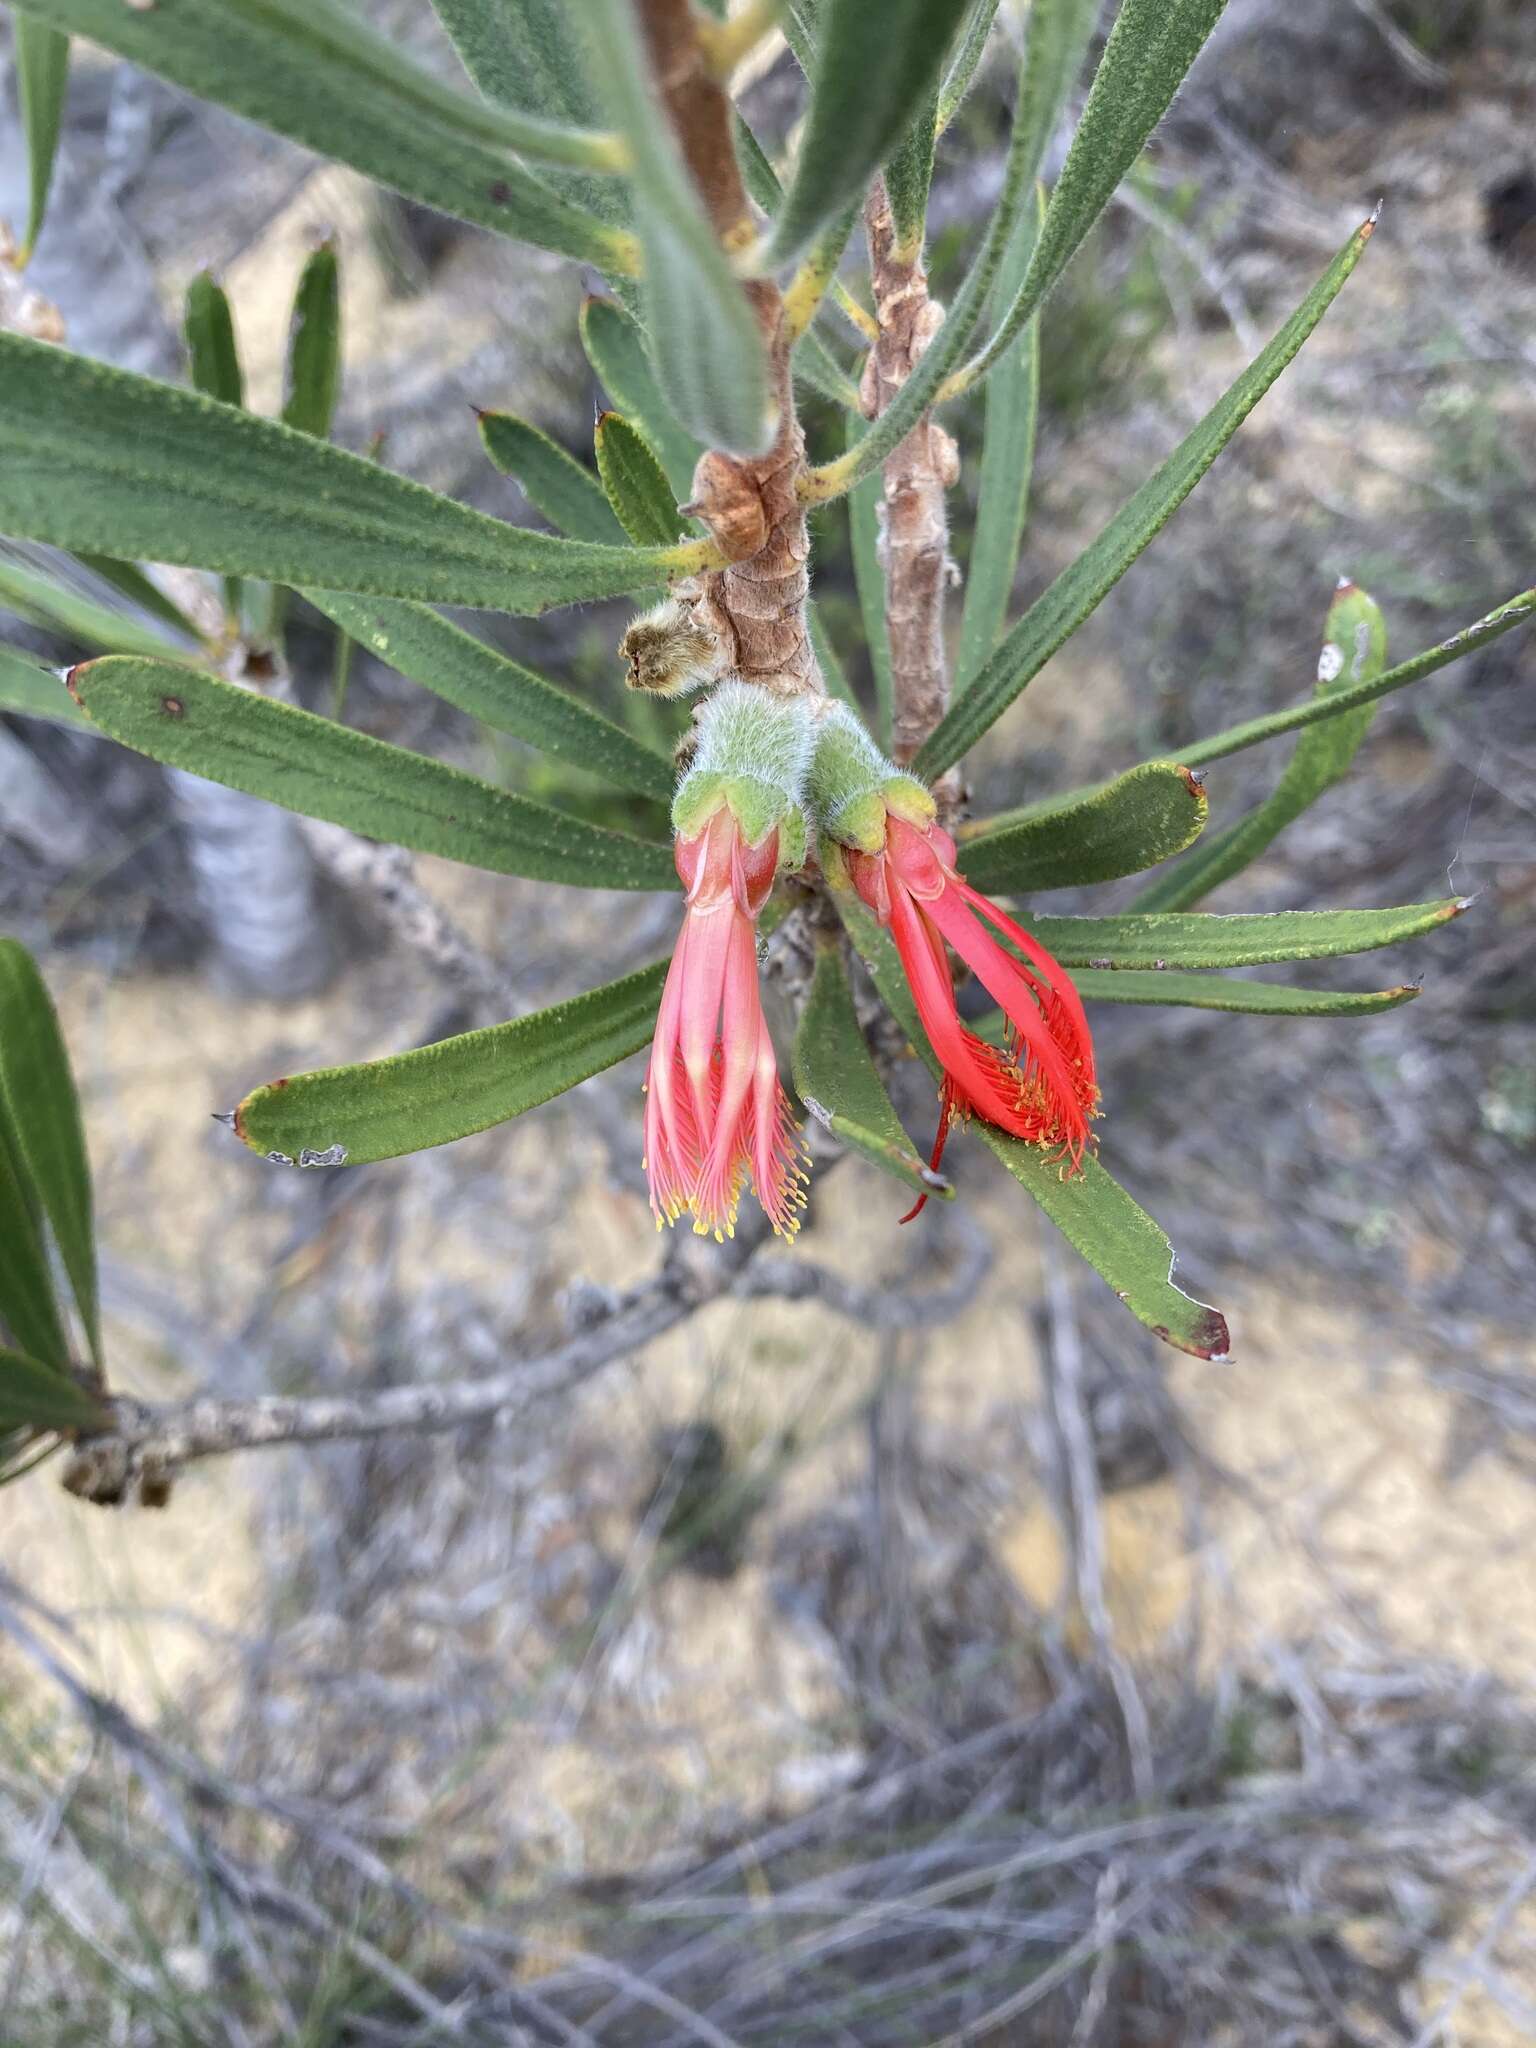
[
  {"left": 580, "top": 297, "right": 705, "bottom": 501},
  {"left": 183, "top": 272, "right": 244, "bottom": 409},
  {"left": 1137, "top": 581, "right": 1387, "bottom": 911},
  {"left": 233, "top": 960, "right": 668, "bottom": 1167},
  {"left": 583, "top": 0, "right": 771, "bottom": 456},
  {"left": 803, "top": 29, "right": 1040, "bottom": 503},
  {"left": 0, "top": 645, "right": 88, "bottom": 727},
  {"left": 832, "top": 886, "right": 1228, "bottom": 1360},
  {"left": 1041, "top": 585, "right": 1536, "bottom": 812},
  {"left": 0, "top": 1128, "right": 69, "bottom": 1373},
  {"left": 67, "top": 658, "right": 679, "bottom": 891},
  {"left": 884, "top": 86, "right": 940, "bottom": 259},
  {"left": 0, "top": 941, "right": 100, "bottom": 1368},
  {"left": 429, "top": 0, "right": 624, "bottom": 225},
  {"left": 937, "top": 0, "right": 1003, "bottom": 133},
  {"left": 477, "top": 411, "right": 626, "bottom": 543},
  {"left": 976, "top": 1130, "right": 1231, "bottom": 1359},
  {"left": 950, "top": 0, "right": 1230, "bottom": 397},
  {"left": 849, "top": 419, "right": 893, "bottom": 749},
  {"left": 1176, "top": 585, "right": 1536, "bottom": 772},
  {"left": 958, "top": 760, "right": 1208, "bottom": 894},
  {"left": 14, "top": 19, "right": 69, "bottom": 262},
  {"left": 0, "top": 332, "right": 710, "bottom": 612},
  {"left": 766, "top": 0, "right": 972, "bottom": 266},
  {"left": 431, "top": 0, "right": 602, "bottom": 128},
  {"left": 1052, "top": 971, "right": 1420, "bottom": 1016},
  {"left": 1006, "top": 0, "right": 1100, "bottom": 194},
  {"left": 595, "top": 413, "right": 686, "bottom": 547},
  {"left": 917, "top": 212, "right": 1378, "bottom": 777},
  {"left": 792, "top": 942, "right": 949, "bottom": 1200},
  {"left": 75, "top": 556, "right": 205, "bottom": 644},
  {"left": 11, "top": 0, "right": 631, "bottom": 267},
  {"left": 304, "top": 592, "right": 674, "bottom": 803},
  {"left": 1022, "top": 899, "right": 1467, "bottom": 970},
  {"left": 956, "top": 184, "right": 1044, "bottom": 690},
  {"left": 0, "top": 1347, "right": 103, "bottom": 1432},
  {"left": 0, "top": 553, "right": 179, "bottom": 660},
  {"left": 282, "top": 244, "right": 342, "bottom": 440}
]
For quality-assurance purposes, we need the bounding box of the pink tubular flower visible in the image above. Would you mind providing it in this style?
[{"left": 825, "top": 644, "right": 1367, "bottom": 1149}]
[
  {"left": 845, "top": 803, "right": 1099, "bottom": 1210},
  {"left": 644, "top": 803, "right": 807, "bottom": 1241}
]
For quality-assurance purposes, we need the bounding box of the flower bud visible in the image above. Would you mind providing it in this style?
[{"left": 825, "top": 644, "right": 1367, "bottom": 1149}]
[
  {"left": 672, "top": 681, "right": 815, "bottom": 869},
  {"left": 805, "top": 701, "right": 932, "bottom": 853}
]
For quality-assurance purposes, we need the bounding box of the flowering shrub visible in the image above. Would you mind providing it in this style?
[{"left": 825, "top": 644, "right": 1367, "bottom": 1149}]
[{"left": 3, "top": 0, "right": 1534, "bottom": 1491}]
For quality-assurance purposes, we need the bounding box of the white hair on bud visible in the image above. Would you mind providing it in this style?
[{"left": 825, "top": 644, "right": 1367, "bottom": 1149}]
[{"left": 692, "top": 680, "right": 818, "bottom": 801}]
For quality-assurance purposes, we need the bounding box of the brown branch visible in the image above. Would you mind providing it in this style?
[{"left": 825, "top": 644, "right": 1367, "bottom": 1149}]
[
  {"left": 861, "top": 177, "right": 959, "bottom": 764},
  {"left": 56, "top": 1203, "right": 990, "bottom": 1505},
  {"left": 635, "top": 0, "right": 821, "bottom": 701}
]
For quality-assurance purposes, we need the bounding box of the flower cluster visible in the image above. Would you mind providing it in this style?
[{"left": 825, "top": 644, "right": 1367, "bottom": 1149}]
[{"left": 645, "top": 690, "right": 1100, "bottom": 1240}]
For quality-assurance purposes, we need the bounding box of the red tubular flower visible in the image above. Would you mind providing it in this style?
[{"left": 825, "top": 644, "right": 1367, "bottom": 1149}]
[
  {"left": 644, "top": 804, "right": 807, "bottom": 1241},
  {"left": 845, "top": 806, "right": 1099, "bottom": 1209}
]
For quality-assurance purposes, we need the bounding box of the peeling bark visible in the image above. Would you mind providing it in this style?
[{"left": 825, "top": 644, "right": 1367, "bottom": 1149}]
[
  {"left": 861, "top": 178, "right": 959, "bottom": 765},
  {"left": 635, "top": 0, "right": 822, "bottom": 700}
]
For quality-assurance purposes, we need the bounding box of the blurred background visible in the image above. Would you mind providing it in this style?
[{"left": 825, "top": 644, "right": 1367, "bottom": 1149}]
[{"left": 2, "top": 1, "right": 1535, "bottom": 2040}]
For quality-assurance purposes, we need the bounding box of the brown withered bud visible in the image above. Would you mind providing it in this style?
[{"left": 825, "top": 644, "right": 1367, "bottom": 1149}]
[
  {"left": 619, "top": 597, "right": 730, "bottom": 697},
  {"left": 684, "top": 450, "right": 769, "bottom": 563}
]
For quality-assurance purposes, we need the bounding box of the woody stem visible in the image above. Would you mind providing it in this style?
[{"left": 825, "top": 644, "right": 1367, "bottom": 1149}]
[
  {"left": 861, "top": 175, "right": 958, "bottom": 764},
  {"left": 635, "top": 0, "right": 820, "bottom": 698}
]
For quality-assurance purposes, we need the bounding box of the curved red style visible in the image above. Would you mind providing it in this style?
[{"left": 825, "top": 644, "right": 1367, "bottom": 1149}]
[{"left": 846, "top": 810, "right": 1099, "bottom": 1213}]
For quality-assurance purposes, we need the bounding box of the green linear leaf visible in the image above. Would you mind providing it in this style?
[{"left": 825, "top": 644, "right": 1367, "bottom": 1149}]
[
  {"left": 975, "top": 1128, "right": 1231, "bottom": 1359},
  {"left": 477, "top": 411, "right": 626, "bottom": 543},
  {"left": 884, "top": 84, "right": 940, "bottom": 259},
  {"left": 580, "top": 296, "right": 704, "bottom": 501},
  {"left": 304, "top": 592, "right": 674, "bottom": 804},
  {"left": 831, "top": 884, "right": 1229, "bottom": 1360},
  {"left": 917, "top": 212, "right": 1378, "bottom": 777},
  {"left": 956, "top": 182, "right": 1044, "bottom": 691},
  {"left": 0, "top": 331, "right": 708, "bottom": 612},
  {"left": 766, "top": 0, "right": 972, "bottom": 266},
  {"left": 1059, "top": 970, "right": 1420, "bottom": 1016},
  {"left": 67, "top": 658, "right": 680, "bottom": 892},
  {"left": 14, "top": 18, "right": 69, "bottom": 263},
  {"left": 0, "top": 1120, "right": 69, "bottom": 1373},
  {"left": 0, "top": 940, "right": 100, "bottom": 1369},
  {"left": 430, "top": 0, "right": 624, "bottom": 227},
  {"left": 1037, "top": 585, "right": 1536, "bottom": 817},
  {"left": 958, "top": 760, "right": 1208, "bottom": 894},
  {"left": 234, "top": 960, "right": 668, "bottom": 1167},
  {"left": 0, "top": 644, "right": 88, "bottom": 727},
  {"left": 431, "top": 0, "right": 603, "bottom": 128},
  {"left": 807, "top": 26, "right": 1040, "bottom": 502},
  {"left": 792, "top": 942, "right": 949, "bottom": 1200},
  {"left": 595, "top": 412, "right": 686, "bottom": 547},
  {"left": 849, "top": 418, "right": 893, "bottom": 750},
  {"left": 184, "top": 271, "right": 244, "bottom": 409},
  {"left": 1137, "top": 581, "right": 1387, "bottom": 912},
  {"left": 1176, "top": 584, "right": 1536, "bottom": 772},
  {"left": 282, "top": 243, "right": 342, "bottom": 441},
  {"left": 0, "top": 553, "right": 178, "bottom": 660},
  {"left": 13, "top": 0, "right": 631, "bottom": 267},
  {"left": 1024, "top": 900, "right": 1466, "bottom": 970},
  {"left": 936, "top": 0, "right": 1003, "bottom": 133},
  {"left": 583, "top": 0, "right": 772, "bottom": 456},
  {"left": 75, "top": 555, "right": 205, "bottom": 645},
  {"left": 951, "top": 0, "right": 1228, "bottom": 396},
  {"left": 0, "top": 1346, "right": 103, "bottom": 1432}
]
